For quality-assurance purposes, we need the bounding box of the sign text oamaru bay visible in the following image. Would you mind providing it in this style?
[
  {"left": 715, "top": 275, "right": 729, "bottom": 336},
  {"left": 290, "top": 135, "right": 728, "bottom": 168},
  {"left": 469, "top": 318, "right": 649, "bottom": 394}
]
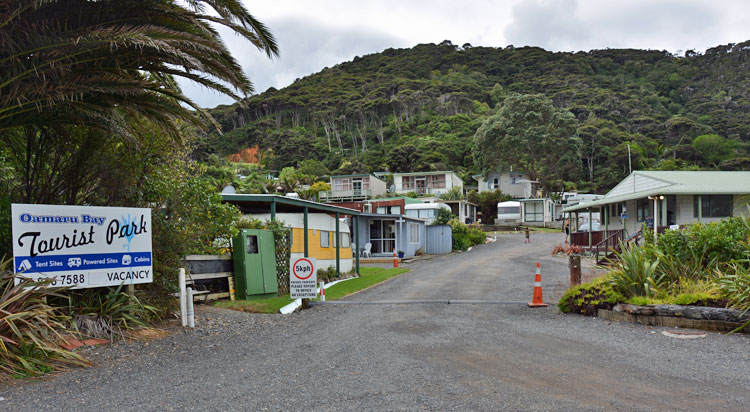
[{"left": 12, "top": 204, "right": 153, "bottom": 289}]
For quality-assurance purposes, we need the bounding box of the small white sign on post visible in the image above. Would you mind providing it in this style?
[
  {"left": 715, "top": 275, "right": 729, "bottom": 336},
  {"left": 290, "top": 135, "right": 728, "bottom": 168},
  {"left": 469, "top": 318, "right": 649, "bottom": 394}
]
[
  {"left": 11, "top": 203, "right": 153, "bottom": 289},
  {"left": 290, "top": 257, "right": 317, "bottom": 299}
]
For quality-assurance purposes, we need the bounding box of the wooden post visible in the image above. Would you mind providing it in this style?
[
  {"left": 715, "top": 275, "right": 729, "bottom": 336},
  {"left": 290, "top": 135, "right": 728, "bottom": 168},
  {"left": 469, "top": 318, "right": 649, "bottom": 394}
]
[
  {"left": 697, "top": 195, "right": 702, "bottom": 222},
  {"left": 569, "top": 255, "right": 581, "bottom": 287},
  {"left": 270, "top": 199, "right": 276, "bottom": 221},
  {"left": 227, "top": 276, "right": 236, "bottom": 301},
  {"left": 588, "top": 208, "right": 592, "bottom": 249}
]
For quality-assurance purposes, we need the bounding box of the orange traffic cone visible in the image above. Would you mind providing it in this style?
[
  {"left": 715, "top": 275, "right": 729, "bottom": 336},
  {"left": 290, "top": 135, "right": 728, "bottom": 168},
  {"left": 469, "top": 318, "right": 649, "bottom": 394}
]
[
  {"left": 528, "top": 262, "right": 548, "bottom": 307},
  {"left": 393, "top": 249, "right": 399, "bottom": 268}
]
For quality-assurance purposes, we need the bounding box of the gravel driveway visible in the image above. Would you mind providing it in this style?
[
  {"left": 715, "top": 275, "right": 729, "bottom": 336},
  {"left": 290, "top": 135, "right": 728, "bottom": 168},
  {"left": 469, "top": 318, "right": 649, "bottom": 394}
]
[{"left": 2, "top": 233, "right": 749, "bottom": 411}]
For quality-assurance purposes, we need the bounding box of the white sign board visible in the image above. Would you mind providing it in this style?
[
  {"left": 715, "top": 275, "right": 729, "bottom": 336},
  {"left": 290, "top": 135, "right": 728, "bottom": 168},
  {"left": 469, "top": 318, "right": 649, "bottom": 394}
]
[
  {"left": 290, "top": 257, "right": 317, "bottom": 299},
  {"left": 11, "top": 204, "right": 153, "bottom": 289}
]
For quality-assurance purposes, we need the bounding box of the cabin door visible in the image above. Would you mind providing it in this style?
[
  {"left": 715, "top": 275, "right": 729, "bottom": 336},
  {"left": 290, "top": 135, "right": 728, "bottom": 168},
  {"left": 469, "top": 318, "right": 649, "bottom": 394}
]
[{"left": 416, "top": 178, "right": 426, "bottom": 195}]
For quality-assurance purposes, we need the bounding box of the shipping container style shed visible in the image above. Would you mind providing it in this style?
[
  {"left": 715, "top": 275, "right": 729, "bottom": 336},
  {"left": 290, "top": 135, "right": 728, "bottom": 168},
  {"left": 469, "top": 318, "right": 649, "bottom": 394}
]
[{"left": 222, "top": 194, "right": 362, "bottom": 277}]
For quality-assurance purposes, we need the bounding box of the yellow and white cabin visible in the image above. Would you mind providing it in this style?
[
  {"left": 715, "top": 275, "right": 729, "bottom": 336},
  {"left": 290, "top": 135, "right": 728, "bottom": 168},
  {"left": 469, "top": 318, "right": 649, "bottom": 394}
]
[{"left": 246, "top": 213, "right": 353, "bottom": 272}]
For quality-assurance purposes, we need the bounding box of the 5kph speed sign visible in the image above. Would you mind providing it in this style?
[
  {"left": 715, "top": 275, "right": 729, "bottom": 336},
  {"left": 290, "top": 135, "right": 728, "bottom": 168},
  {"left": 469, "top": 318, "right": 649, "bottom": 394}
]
[{"left": 290, "top": 257, "right": 317, "bottom": 299}]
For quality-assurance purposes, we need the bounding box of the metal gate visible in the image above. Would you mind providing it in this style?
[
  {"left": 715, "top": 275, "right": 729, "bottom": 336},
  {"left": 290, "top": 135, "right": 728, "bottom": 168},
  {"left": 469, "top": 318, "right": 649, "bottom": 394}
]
[{"left": 425, "top": 224, "right": 452, "bottom": 255}]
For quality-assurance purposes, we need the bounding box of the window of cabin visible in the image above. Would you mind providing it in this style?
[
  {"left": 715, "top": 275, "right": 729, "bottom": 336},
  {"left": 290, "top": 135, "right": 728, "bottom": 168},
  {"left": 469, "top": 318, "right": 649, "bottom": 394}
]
[
  {"left": 694, "top": 195, "right": 732, "bottom": 218},
  {"left": 409, "top": 222, "right": 420, "bottom": 243},
  {"left": 637, "top": 199, "right": 650, "bottom": 222}
]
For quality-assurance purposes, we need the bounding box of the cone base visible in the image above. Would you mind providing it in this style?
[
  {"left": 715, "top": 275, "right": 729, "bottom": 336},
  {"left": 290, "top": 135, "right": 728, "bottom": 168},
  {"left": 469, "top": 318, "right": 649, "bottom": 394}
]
[{"left": 527, "top": 302, "right": 548, "bottom": 308}]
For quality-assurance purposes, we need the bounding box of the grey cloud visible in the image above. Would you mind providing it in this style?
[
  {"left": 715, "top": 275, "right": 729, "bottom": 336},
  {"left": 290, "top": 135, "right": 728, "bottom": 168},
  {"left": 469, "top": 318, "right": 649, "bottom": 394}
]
[
  {"left": 504, "top": 0, "right": 724, "bottom": 52},
  {"left": 504, "top": 0, "right": 590, "bottom": 50},
  {"left": 180, "top": 17, "right": 405, "bottom": 108}
]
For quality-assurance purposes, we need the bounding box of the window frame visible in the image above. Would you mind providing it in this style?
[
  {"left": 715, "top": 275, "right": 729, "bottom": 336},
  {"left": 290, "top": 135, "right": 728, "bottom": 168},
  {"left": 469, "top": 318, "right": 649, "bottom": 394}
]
[
  {"left": 409, "top": 222, "right": 420, "bottom": 244},
  {"left": 320, "top": 230, "right": 330, "bottom": 248},
  {"left": 694, "top": 195, "right": 733, "bottom": 218}
]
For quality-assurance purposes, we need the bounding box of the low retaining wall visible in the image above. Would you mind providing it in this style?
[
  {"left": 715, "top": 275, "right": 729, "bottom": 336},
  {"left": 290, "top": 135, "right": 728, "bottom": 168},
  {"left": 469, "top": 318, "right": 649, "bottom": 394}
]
[{"left": 598, "top": 303, "right": 750, "bottom": 333}]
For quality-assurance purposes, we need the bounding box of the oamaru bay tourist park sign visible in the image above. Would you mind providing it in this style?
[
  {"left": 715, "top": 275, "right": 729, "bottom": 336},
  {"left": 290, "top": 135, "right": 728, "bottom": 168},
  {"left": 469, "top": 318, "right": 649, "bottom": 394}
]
[{"left": 11, "top": 204, "right": 153, "bottom": 289}]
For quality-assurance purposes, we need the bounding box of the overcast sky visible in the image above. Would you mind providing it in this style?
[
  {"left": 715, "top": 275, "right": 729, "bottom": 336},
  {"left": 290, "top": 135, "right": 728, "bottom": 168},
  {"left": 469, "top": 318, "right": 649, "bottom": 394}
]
[{"left": 181, "top": 0, "right": 750, "bottom": 108}]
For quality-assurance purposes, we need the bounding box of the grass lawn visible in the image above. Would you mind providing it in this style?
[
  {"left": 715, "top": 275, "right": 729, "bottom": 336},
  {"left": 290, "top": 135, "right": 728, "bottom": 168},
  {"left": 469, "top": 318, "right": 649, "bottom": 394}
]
[
  {"left": 214, "top": 266, "right": 409, "bottom": 313},
  {"left": 318, "top": 266, "right": 409, "bottom": 301},
  {"left": 214, "top": 295, "right": 293, "bottom": 314}
]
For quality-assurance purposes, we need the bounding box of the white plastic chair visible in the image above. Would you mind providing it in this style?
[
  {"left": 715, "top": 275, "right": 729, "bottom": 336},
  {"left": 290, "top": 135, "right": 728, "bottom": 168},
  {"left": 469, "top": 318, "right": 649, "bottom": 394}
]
[{"left": 362, "top": 242, "right": 372, "bottom": 258}]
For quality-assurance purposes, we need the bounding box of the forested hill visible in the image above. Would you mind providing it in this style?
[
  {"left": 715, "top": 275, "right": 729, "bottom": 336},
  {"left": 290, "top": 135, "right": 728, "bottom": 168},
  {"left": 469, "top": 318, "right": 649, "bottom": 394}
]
[{"left": 198, "top": 40, "right": 750, "bottom": 192}]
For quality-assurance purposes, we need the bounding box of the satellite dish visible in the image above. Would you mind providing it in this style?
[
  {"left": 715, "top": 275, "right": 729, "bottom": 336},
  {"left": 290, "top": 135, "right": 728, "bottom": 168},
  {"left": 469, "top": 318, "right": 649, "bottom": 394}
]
[
  {"left": 221, "top": 185, "right": 236, "bottom": 194},
  {"left": 388, "top": 184, "right": 395, "bottom": 193}
]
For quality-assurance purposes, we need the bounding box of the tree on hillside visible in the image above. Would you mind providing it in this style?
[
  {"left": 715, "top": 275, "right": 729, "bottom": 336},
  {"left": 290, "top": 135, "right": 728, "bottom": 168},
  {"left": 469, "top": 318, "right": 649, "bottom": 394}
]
[
  {"left": 473, "top": 94, "right": 581, "bottom": 190},
  {"left": 386, "top": 144, "right": 427, "bottom": 172},
  {"left": 692, "top": 134, "right": 736, "bottom": 167}
]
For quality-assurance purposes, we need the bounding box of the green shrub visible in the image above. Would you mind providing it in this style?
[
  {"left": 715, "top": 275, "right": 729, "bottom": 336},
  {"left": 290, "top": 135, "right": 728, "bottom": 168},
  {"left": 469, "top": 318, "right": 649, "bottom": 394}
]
[
  {"left": 716, "top": 261, "right": 750, "bottom": 332},
  {"left": 61, "top": 286, "right": 158, "bottom": 340},
  {"left": 467, "top": 227, "right": 486, "bottom": 246},
  {"left": 432, "top": 207, "right": 454, "bottom": 226},
  {"left": 645, "top": 217, "right": 750, "bottom": 270},
  {"left": 557, "top": 276, "right": 625, "bottom": 315},
  {"left": 717, "top": 261, "right": 750, "bottom": 312},
  {"left": 0, "top": 258, "right": 87, "bottom": 380},
  {"left": 608, "top": 242, "right": 665, "bottom": 298},
  {"left": 448, "top": 219, "right": 484, "bottom": 251},
  {"left": 317, "top": 266, "right": 339, "bottom": 283}
]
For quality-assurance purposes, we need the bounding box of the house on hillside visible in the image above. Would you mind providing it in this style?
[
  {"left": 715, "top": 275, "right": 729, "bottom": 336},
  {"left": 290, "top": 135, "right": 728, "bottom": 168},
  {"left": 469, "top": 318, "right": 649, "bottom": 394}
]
[
  {"left": 473, "top": 171, "right": 535, "bottom": 198},
  {"left": 562, "top": 171, "right": 750, "bottom": 247},
  {"left": 385, "top": 171, "right": 463, "bottom": 197},
  {"left": 319, "top": 174, "right": 387, "bottom": 202}
]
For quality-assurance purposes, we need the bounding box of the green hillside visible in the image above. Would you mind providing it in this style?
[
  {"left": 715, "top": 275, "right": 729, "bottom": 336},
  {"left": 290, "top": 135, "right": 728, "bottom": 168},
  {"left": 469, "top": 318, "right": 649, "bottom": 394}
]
[{"left": 197, "top": 40, "right": 750, "bottom": 192}]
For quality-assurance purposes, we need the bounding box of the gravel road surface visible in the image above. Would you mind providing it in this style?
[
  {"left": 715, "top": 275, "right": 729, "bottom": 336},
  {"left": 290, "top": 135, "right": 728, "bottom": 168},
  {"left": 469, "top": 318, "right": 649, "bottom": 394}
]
[{"left": 2, "top": 233, "right": 749, "bottom": 411}]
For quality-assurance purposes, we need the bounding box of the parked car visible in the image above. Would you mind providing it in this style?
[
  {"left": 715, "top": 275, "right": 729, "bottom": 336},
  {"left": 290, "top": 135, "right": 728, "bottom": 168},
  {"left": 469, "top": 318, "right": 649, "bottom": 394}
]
[{"left": 576, "top": 222, "right": 601, "bottom": 232}]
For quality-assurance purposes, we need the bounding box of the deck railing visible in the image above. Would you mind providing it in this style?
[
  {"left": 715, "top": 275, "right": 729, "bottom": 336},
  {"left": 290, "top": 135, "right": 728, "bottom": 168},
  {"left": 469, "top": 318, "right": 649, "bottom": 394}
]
[
  {"left": 594, "top": 229, "right": 624, "bottom": 264},
  {"left": 319, "top": 189, "right": 372, "bottom": 201}
]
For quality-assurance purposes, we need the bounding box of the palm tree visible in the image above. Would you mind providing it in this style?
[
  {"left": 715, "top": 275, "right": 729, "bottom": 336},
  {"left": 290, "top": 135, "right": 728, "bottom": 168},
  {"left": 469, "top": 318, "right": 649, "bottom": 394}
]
[{"left": 0, "top": 0, "right": 278, "bottom": 138}]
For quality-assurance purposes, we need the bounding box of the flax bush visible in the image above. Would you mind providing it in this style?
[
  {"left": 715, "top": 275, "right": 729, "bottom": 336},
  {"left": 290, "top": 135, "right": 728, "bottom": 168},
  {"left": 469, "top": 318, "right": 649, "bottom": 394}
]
[{"left": 0, "top": 258, "right": 87, "bottom": 380}]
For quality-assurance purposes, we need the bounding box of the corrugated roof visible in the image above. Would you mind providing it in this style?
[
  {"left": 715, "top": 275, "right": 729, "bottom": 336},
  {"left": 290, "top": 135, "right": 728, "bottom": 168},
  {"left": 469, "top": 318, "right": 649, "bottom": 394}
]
[
  {"left": 562, "top": 171, "right": 750, "bottom": 212},
  {"left": 329, "top": 173, "right": 385, "bottom": 181}
]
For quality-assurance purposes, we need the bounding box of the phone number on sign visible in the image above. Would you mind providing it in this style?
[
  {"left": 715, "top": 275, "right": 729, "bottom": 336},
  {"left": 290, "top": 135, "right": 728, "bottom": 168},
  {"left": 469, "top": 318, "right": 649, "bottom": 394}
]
[
  {"left": 24, "top": 273, "right": 87, "bottom": 288},
  {"left": 50, "top": 274, "right": 86, "bottom": 287}
]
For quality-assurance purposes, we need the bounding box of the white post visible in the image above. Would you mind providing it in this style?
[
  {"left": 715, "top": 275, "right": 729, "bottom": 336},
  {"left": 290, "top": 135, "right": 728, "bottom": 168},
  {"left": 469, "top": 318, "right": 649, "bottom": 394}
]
[
  {"left": 320, "top": 281, "right": 326, "bottom": 302},
  {"left": 654, "top": 197, "right": 659, "bottom": 242},
  {"left": 186, "top": 287, "right": 195, "bottom": 328},
  {"left": 178, "top": 268, "right": 187, "bottom": 327}
]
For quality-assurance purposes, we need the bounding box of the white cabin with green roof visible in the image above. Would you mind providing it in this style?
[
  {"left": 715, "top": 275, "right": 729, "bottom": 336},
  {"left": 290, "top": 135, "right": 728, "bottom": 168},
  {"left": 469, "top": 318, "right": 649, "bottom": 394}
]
[{"left": 562, "top": 171, "right": 750, "bottom": 244}]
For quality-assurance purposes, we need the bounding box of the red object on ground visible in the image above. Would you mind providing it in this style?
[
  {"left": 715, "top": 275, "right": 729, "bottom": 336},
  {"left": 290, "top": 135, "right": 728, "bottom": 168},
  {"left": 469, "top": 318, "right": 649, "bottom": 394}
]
[
  {"left": 83, "top": 338, "right": 110, "bottom": 346},
  {"left": 60, "top": 338, "right": 84, "bottom": 351},
  {"left": 60, "top": 337, "right": 110, "bottom": 350},
  {"left": 393, "top": 249, "right": 399, "bottom": 268},
  {"left": 528, "top": 262, "right": 548, "bottom": 308}
]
